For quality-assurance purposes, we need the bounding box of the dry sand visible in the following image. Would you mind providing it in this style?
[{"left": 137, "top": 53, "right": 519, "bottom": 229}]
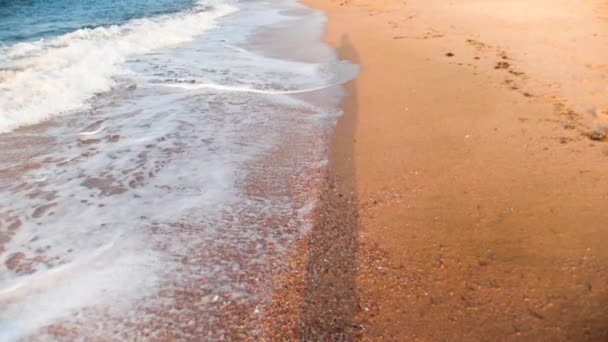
[{"left": 265, "top": 0, "right": 608, "bottom": 340}]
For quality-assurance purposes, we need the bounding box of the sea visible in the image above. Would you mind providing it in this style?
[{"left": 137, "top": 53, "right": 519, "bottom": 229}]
[{"left": 0, "top": 0, "right": 357, "bottom": 340}]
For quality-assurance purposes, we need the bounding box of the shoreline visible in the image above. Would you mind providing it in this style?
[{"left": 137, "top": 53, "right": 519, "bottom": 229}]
[
  {"left": 0, "top": 1, "right": 354, "bottom": 339},
  {"left": 266, "top": 0, "right": 608, "bottom": 339},
  {"left": 261, "top": 17, "right": 362, "bottom": 340}
]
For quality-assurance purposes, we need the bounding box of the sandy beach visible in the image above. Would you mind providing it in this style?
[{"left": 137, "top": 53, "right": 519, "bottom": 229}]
[
  {"left": 265, "top": 0, "right": 608, "bottom": 340},
  {"left": 2, "top": 0, "right": 608, "bottom": 339}
]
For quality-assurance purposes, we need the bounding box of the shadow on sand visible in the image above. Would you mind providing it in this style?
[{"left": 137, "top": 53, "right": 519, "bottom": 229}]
[{"left": 300, "top": 34, "right": 361, "bottom": 341}]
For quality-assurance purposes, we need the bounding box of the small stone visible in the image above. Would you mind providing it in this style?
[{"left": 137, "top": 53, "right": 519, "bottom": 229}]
[
  {"left": 585, "top": 129, "right": 607, "bottom": 141},
  {"left": 495, "top": 61, "right": 510, "bottom": 69}
]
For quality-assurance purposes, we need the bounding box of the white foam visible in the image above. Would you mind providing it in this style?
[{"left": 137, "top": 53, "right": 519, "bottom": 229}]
[
  {"left": 77, "top": 126, "right": 105, "bottom": 136},
  {"left": 0, "top": 0, "right": 237, "bottom": 133},
  {"left": 161, "top": 81, "right": 341, "bottom": 95},
  {"left": 0, "top": 234, "right": 161, "bottom": 341},
  {"left": 0, "top": 87, "right": 262, "bottom": 340},
  {"left": 0, "top": 0, "right": 358, "bottom": 339}
]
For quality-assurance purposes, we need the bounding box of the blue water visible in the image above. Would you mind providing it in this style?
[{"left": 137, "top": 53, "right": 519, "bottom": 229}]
[{"left": 0, "top": 0, "right": 198, "bottom": 44}]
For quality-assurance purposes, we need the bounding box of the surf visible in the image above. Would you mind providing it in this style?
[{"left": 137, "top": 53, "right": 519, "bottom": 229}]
[
  {"left": 0, "top": 0, "right": 358, "bottom": 339},
  {"left": 0, "top": 0, "right": 237, "bottom": 133}
]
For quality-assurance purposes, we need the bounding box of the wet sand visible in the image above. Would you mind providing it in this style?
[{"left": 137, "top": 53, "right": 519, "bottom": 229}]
[
  {"left": 0, "top": 2, "right": 352, "bottom": 339},
  {"left": 265, "top": 0, "right": 608, "bottom": 340}
]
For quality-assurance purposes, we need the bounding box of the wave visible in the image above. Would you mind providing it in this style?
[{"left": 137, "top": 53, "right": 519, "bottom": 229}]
[
  {"left": 0, "top": 0, "right": 237, "bottom": 133},
  {"left": 160, "top": 81, "right": 343, "bottom": 95},
  {"left": 77, "top": 126, "right": 105, "bottom": 136}
]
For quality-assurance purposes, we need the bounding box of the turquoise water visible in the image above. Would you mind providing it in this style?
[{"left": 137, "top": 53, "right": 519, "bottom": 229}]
[{"left": 0, "top": 0, "right": 197, "bottom": 43}]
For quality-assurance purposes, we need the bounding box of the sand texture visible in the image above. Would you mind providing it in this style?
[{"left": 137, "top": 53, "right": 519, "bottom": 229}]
[{"left": 265, "top": 0, "right": 608, "bottom": 340}]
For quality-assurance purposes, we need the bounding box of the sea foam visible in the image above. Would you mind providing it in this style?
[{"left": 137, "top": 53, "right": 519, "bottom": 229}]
[
  {"left": 0, "top": 0, "right": 237, "bottom": 133},
  {"left": 0, "top": 0, "right": 358, "bottom": 339}
]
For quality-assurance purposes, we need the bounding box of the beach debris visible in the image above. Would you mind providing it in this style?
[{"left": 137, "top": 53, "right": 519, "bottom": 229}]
[
  {"left": 466, "top": 39, "right": 488, "bottom": 49},
  {"left": 584, "top": 128, "right": 608, "bottom": 141},
  {"left": 528, "top": 308, "right": 545, "bottom": 320},
  {"left": 445, "top": 52, "right": 454, "bottom": 57},
  {"left": 495, "top": 61, "right": 510, "bottom": 70}
]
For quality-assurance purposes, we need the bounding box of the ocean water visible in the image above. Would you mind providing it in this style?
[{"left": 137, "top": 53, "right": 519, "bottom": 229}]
[
  {"left": 0, "top": 0, "right": 357, "bottom": 340},
  {"left": 0, "top": 0, "right": 198, "bottom": 43}
]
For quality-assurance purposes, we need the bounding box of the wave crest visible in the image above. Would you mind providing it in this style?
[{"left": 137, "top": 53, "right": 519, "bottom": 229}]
[{"left": 0, "top": 0, "right": 237, "bottom": 133}]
